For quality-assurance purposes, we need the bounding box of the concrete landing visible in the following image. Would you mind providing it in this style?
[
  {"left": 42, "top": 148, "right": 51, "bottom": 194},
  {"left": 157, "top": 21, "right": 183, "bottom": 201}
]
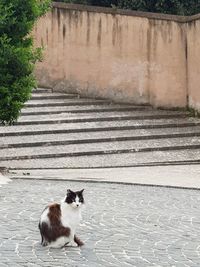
[
  {"left": 9, "top": 164, "right": 200, "bottom": 189},
  {"left": 0, "top": 173, "right": 11, "bottom": 187}
]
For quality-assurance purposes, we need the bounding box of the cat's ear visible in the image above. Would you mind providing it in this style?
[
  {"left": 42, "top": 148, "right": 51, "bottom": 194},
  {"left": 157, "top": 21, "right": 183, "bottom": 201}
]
[
  {"left": 67, "top": 189, "right": 73, "bottom": 195},
  {"left": 79, "top": 189, "right": 84, "bottom": 194}
]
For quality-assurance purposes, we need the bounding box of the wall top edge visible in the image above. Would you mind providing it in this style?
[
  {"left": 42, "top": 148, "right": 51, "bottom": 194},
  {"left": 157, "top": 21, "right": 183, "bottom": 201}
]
[{"left": 52, "top": 2, "right": 200, "bottom": 23}]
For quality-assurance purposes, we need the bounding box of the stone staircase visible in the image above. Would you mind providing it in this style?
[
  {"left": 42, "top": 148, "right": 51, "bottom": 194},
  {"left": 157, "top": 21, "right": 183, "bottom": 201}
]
[{"left": 1, "top": 88, "right": 200, "bottom": 170}]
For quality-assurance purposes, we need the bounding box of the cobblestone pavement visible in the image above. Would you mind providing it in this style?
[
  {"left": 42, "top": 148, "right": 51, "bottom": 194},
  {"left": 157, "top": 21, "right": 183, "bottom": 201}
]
[{"left": 1, "top": 179, "right": 200, "bottom": 266}]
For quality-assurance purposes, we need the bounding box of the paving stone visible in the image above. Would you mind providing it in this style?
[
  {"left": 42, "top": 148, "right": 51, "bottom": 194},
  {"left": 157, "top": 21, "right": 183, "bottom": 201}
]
[{"left": 1, "top": 179, "right": 200, "bottom": 266}]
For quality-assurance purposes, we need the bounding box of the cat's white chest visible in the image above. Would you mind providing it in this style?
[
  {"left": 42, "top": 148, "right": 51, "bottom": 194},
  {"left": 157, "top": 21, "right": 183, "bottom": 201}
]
[{"left": 60, "top": 203, "right": 81, "bottom": 231}]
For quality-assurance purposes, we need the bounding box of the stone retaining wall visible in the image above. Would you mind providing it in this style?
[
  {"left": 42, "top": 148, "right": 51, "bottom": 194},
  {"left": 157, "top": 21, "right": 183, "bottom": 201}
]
[{"left": 33, "top": 2, "right": 200, "bottom": 110}]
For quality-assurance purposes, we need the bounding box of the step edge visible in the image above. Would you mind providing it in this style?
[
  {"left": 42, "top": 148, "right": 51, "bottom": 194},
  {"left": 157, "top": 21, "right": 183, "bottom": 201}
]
[
  {"left": 1, "top": 144, "right": 200, "bottom": 161},
  {"left": 1, "top": 132, "right": 200, "bottom": 148}
]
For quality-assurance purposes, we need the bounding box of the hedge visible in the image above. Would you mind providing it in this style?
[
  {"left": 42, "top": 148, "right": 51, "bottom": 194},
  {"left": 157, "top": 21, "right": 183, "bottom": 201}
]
[{"left": 0, "top": 0, "right": 50, "bottom": 125}]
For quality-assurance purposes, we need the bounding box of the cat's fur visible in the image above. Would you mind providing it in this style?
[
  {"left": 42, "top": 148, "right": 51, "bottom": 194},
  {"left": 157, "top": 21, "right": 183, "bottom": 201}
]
[{"left": 38, "top": 189, "right": 84, "bottom": 248}]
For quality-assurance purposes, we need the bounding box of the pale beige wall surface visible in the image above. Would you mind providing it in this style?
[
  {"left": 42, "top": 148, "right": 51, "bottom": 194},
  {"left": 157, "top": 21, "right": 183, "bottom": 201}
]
[
  {"left": 33, "top": 3, "right": 199, "bottom": 109},
  {"left": 146, "top": 20, "right": 187, "bottom": 108},
  {"left": 187, "top": 20, "right": 200, "bottom": 112}
]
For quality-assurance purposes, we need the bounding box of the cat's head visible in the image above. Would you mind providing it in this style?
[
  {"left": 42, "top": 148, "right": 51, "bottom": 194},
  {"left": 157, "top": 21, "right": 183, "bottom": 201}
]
[{"left": 65, "top": 189, "right": 84, "bottom": 209}]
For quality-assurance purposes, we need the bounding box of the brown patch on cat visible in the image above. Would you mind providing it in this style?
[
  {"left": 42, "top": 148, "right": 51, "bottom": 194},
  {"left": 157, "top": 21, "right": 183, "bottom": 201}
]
[
  {"left": 40, "top": 203, "right": 71, "bottom": 243},
  {"left": 48, "top": 203, "right": 61, "bottom": 225},
  {"left": 74, "top": 235, "right": 84, "bottom": 246}
]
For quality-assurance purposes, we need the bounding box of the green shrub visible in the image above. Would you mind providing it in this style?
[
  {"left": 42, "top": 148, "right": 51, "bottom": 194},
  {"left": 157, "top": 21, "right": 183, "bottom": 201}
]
[
  {"left": 55, "top": 0, "right": 200, "bottom": 15},
  {"left": 54, "top": 0, "right": 89, "bottom": 4},
  {"left": 54, "top": 0, "right": 118, "bottom": 7},
  {"left": 0, "top": 0, "right": 50, "bottom": 125},
  {"left": 117, "top": 0, "right": 200, "bottom": 16}
]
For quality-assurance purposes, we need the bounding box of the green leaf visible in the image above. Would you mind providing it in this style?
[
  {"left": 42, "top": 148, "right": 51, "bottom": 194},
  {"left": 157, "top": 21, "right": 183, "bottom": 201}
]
[{"left": 0, "top": 0, "right": 51, "bottom": 125}]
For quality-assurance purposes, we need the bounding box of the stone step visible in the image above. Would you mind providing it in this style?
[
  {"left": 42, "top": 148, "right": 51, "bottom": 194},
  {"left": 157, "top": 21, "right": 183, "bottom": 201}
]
[
  {"left": 10, "top": 112, "right": 189, "bottom": 126},
  {"left": 18, "top": 109, "right": 188, "bottom": 121},
  {"left": 2, "top": 88, "right": 199, "bottom": 170},
  {"left": 4, "top": 149, "right": 200, "bottom": 169},
  {"left": 21, "top": 104, "right": 152, "bottom": 116},
  {"left": 1, "top": 136, "right": 200, "bottom": 161},
  {"left": 25, "top": 98, "right": 110, "bottom": 107},
  {"left": 0, "top": 118, "right": 199, "bottom": 136},
  {"left": 31, "top": 93, "right": 78, "bottom": 100},
  {"left": 32, "top": 88, "right": 52, "bottom": 93},
  {"left": 1, "top": 127, "right": 200, "bottom": 148}
]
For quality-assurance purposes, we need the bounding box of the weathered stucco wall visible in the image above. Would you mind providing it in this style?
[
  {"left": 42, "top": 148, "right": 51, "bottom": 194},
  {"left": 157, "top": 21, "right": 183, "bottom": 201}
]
[
  {"left": 33, "top": 3, "right": 199, "bottom": 109},
  {"left": 187, "top": 19, "right": 200, "bottom": 112}
]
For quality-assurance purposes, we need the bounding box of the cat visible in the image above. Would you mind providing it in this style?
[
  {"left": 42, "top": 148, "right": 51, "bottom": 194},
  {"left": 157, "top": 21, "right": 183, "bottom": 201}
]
[{"left": 38, "top": 189, "right": 84, "bottom": 248}]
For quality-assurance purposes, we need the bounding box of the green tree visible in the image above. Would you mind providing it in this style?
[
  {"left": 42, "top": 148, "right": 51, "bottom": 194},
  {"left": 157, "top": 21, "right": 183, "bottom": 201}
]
[
  {"left": 0, "top": 0, "right": 50, "bottom": 125},
  {"left": 55, "top": 0, "right": 200, "bottom": 15},
  {"left": 117, "top": 0, "right": 200, "bottom": 15}
]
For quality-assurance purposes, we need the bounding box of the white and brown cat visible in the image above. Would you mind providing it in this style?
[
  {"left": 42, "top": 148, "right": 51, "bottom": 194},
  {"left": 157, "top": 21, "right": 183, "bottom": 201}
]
[{"left": 38, "top": 189, "right": 84, "bottom": 248}]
